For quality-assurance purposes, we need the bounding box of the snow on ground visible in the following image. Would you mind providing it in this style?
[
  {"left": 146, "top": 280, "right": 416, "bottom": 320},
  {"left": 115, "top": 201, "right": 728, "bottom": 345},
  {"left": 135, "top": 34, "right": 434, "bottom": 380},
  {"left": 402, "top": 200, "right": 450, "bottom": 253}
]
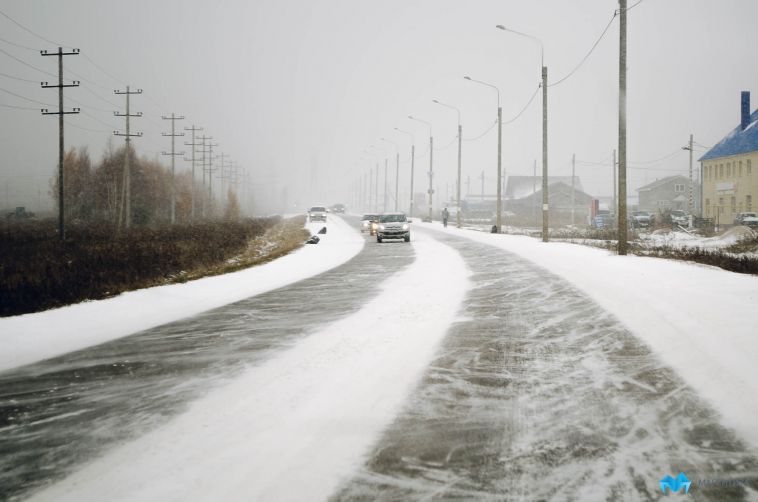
[
  {"left": 28, "top": 232, "right": 471, "bottom": 502},
  {"left": 639, "top": 226, "right": 756, "bottom": 250},
  {"left": 0, "top": 216, "right": 363, "bottom": 372},
  {"left": 415, "top": 221, "right": 758, "bottom": 449}
]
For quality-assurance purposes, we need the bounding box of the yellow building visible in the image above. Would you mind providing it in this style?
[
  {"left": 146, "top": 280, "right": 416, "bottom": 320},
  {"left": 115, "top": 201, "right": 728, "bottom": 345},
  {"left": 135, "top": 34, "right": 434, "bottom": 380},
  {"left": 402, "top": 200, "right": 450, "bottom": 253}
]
[{"left": 700, "top": 91, "right": 758, "bottom": 224}]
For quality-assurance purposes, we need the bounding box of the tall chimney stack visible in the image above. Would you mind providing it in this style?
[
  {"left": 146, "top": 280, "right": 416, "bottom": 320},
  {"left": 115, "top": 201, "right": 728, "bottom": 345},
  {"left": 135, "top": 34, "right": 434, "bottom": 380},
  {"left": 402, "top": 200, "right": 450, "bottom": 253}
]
[{"left": 741, "top": 91, "right": 750, "bottom": 130}]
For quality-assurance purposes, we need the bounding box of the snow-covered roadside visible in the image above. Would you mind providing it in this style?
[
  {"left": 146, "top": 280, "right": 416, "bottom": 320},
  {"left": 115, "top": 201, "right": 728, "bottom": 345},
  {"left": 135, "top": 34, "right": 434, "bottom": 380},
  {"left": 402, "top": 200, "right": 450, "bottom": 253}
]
[
  {"left": 0, "top": 216, "right": 363, "bottom": 372},
  {"left": 415, "top": 221, "right": 758, "bottom": 449},
  {"left": 28, "top": 233, "right": 470, "bottom": 502}
]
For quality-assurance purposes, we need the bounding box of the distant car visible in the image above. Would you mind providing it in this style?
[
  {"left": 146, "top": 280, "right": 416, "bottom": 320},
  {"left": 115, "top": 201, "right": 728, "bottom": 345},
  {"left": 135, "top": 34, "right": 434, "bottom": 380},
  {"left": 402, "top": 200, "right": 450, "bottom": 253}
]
[
  {"left": 630, "top": 211, "right": 654, "bottom": 228},
  {"left": 331, "top": 204, "right": 346, "bottom": 214},
  {"left": 670, "top": 210, "right": 689, "bottom": 227},
  {"left": 360, "top": 214, "right": 379, "bottom": 234},
  {"left": 376, "top": 213, "right": 411, "bottom": 243},
  {"left": 734, "top": 212, "right": 758, "bottom": 227},
  {"left": 308, "top": 206, "right": 327, "bottom": 222}
]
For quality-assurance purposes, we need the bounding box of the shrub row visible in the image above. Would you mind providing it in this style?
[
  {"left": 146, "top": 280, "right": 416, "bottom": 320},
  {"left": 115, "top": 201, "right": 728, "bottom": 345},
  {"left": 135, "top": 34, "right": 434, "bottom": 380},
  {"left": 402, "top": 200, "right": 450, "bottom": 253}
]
[{"left": 0, "top": 217, "right": 279, "bottom": 316}]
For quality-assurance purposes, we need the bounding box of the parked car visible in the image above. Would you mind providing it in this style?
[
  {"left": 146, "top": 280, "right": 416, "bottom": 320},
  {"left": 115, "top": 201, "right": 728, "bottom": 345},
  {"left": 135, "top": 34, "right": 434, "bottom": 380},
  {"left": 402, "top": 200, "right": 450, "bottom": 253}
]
[
  {"left": 308, "top": 206, "right": 327, "bottom": 222},
  {"left": 376, "top": 213, "right": 411, "bottom": 243},
  {"left": 630, "top": 211, "right": 654, "bottom": 228},
  {"left": 669, "top": 210, "right": 689, "bottom": 227},
  {"left": 360, "top": 214, "right": 379, "bottom": 233},
  {"left": 734, "top": 212, "right": 758, "bottom": 227}
]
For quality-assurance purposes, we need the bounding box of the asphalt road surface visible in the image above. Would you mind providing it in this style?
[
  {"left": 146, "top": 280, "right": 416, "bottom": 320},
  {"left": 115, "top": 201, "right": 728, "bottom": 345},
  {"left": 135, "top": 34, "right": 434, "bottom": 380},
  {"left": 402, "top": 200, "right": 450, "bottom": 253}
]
[{"left": 1, "top": 218, "right": 756, "bottom": 501}]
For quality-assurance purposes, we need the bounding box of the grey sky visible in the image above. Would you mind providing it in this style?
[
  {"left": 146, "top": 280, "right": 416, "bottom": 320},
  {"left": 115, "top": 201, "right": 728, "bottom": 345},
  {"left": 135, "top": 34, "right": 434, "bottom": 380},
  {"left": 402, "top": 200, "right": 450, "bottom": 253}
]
[{"left": 1, "top": 0, "right": 756, "bottom": 213}]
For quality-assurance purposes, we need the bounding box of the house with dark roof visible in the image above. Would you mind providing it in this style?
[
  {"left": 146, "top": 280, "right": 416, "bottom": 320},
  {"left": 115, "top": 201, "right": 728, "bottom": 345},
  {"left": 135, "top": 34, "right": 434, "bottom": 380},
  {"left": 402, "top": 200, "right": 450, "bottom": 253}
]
[
  {"left": 700, "top": 91, "right": 758, "bottom": 221},
  {"left": 504, "top": 176, "right": 583, "bottom": 200},
  {"left": 637, "top": 175, "right": 700, "bottom": 213},
  {"left": 508, "top": 181, "right": 593, "bottom": 225}
]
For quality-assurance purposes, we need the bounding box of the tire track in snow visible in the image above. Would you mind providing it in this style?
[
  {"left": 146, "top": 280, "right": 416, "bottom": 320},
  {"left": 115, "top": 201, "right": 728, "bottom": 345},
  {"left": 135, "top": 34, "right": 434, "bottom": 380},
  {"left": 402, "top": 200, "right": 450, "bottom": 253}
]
[{"left": 25, "top": 232, "right": 471, "bottom": 502}]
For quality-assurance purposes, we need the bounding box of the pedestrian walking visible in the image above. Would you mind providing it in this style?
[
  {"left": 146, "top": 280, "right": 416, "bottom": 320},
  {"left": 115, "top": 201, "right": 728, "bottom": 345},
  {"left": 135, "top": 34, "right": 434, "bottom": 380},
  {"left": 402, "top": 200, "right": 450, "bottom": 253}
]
[{"left": 442, "top": 207, "right": 449, "bottom": 228}]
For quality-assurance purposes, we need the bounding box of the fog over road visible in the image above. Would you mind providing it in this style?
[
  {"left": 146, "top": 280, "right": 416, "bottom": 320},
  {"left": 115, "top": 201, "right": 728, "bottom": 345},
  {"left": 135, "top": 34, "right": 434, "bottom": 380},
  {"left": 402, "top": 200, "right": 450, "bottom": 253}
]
[{"left": 1, "top": 217, "right": 756, "bottom": 501}]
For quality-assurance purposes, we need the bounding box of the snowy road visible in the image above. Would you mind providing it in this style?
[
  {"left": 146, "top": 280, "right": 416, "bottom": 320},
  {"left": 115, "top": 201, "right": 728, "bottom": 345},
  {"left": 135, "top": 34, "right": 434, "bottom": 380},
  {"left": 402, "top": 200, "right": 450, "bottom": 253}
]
[{"left": 1, "top": 217, "right": 757, "bottom": 501}]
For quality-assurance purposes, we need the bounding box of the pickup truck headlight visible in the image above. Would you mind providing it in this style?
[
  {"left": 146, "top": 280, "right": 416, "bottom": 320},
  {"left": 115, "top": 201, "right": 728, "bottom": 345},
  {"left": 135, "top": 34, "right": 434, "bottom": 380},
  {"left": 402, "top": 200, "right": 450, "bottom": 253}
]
[
  {"left": 402, "top": 223, "right": 409, "bottom": 230},
  {"left": 378, "top": 224, "right": 386, "bottom": 231}
]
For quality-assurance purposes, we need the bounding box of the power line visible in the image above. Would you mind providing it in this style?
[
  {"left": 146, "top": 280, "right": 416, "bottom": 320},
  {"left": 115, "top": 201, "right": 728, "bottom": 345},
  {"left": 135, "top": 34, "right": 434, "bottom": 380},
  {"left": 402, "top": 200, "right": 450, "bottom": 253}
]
[
  {"left": 0, "top": 47, "right": 57, "bottom": 78},
  {"left": 0, "top": 7, "right": 65, "bottom": 47},
  {"left": 0, "top": 71, "right": 38, "bottom": 83},
  {"left": 463, "top": 119, "right": 497, "bottom": 142},
  {"left": 503, "top": 84, "right": 541, "bottom": 124},
  {"left": 0, "top": 102, "right": 37, "bottom": 110},
  {"left": 549, "top": 12, "right": 617, "bottom": 88},
  {"left": 0, "top": 85, "right": 53, "bottom": 106},
  {"left": 0, "top": 35, "right": 37, "bottom": 52}
]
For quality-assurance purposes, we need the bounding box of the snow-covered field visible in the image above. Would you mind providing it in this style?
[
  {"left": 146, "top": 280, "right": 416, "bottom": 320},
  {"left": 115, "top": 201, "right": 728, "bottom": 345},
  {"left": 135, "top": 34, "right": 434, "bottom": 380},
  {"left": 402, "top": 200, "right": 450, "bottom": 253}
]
[
  {"left": 0, "top": 216, "right": 363, "bottom": 372},
  {"left": 638, "top": 226, "right": 756, "bottom": 250},
  {"left": 416, "top": 221, "right": 758, "bottom": 449},
  {"left": 27, "top": 232, "right": 470, "bottom": 502}
]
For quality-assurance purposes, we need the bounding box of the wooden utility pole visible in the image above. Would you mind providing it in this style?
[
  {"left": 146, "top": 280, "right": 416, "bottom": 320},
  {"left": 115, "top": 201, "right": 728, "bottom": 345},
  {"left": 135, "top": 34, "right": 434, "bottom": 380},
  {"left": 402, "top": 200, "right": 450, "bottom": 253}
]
[
  {"left": 162, "top": 113, "right": 185, "bottom": 223},
  {"left": 618, "top": 0, "right": 628, "bottom": 254},
  {"left": 183, "top": 125, "right": 203, "bottom": 221},
  {"left": 114, "top": 86, "right": 143, "bottom": 230},
  {"left": 41, "top": 47, "right": 80, "bottom": 241}
]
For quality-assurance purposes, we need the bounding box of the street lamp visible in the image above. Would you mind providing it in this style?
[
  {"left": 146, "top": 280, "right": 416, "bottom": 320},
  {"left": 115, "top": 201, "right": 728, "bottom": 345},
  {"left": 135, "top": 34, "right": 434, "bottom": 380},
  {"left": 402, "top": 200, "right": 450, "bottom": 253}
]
[
  {"left": 380, "top": 137, "right": 400, "bottom": 212},
  {"left": 365, "top": 148, "right": 381, "bottom": 213},
  {"left": 496, "top": 24, "right": 549, "bottom": 242},
  {"left": 408, "top": 115, "right": 434, "bottom": 222},
  {"left": 394, "top": 127, "right": 415, "bottom": 217},
  {"left": 432, "top": 99, "right": 463, "bottom": 228},
  {"left": 368, "top": 144, "right": 388, "bottom": 212},
  {"left": 464, "top": 76, "right": 502, "bottom": 232}
]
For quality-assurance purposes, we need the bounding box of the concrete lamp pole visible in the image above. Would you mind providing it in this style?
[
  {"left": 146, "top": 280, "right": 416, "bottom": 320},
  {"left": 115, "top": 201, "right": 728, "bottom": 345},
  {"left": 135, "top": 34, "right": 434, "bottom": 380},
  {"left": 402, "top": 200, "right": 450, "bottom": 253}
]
[
  {"left": 432, "top": 99, "right": 463, "bottom": 228},
  {"left": 408, "top": 116, "right": 433, "bottom": 222},
  {"left": 394, "top": 127, "right": 415, "bottom": 217},
  {"left": 496, "top": 24, "right": 548, "bottom": 241},
  {"left": 380, "top": 137, "right": 400, "bottom": 212},
  {"left": 464, "top": 76, "right": 502, "bottom": 232},
  {"left": 367, "top": 145, "right": 387, "bottom": 213}
]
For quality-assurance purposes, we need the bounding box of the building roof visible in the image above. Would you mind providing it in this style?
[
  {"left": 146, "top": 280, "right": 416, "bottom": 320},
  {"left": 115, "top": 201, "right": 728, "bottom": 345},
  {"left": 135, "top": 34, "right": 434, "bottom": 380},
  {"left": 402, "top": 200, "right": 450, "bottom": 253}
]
[
  {"left": 505, "top": 176, "right": 583, "bottom": 199},
  {"left": 699, "top": 107, "right": 758, "bottom": 161},
  {"left": 636, "top": 174, "right": 690, "bottom": 192}
]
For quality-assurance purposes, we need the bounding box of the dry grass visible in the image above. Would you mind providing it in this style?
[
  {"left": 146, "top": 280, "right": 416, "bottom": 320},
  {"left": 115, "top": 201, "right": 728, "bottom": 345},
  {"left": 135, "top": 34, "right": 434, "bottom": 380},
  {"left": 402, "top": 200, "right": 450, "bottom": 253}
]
[{"left": 174, "top": 215, "right": 310, "bottom": 281}]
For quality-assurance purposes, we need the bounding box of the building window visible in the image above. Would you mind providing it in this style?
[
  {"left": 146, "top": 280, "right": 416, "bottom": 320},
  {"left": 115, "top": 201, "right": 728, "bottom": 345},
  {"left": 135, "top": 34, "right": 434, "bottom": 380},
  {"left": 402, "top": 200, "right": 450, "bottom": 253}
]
[
  {"left": 719, "top": 164, "right": 724, "bottom": 178},
  {"left": 731, "top": 196, "right": 736, "bottom": 213},
  {"left": 727, "top": 163, "right": 732, "bottom": 177},
  {"left": 739, "top": 160, "right": 743, "bottom": 177},
  {"left": 749, "top": 159, "right": 753, "bottom": 175},
  {"left": 705, "top": 198, "right": 710, "bottom": 216},
  {"left": 674, "top": 183, "right": 685, "bottom": 193},
  {"left": 748, "top": 195, "right": 753, "bottom": 211}
]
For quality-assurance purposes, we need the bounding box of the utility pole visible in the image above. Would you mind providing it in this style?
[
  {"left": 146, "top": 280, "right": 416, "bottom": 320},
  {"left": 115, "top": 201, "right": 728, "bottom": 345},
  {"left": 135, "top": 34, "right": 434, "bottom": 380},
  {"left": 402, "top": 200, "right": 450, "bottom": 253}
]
[
  {"left": 571, "top": 153, "right": 576, "bottom": 225},
  {"left": 429, "top": 135, "right": 434, "bottom": 222},
  {"left": 497, "top": 105, "right": 502, "bottom": 232},
  {"left": 183, "top": 125, "right": 203, "bottom": 221},
  {"left": 374, "top": 163, "right": 379, "bottom": 213},
  {"left": 207, "top": 141, "right": 219, "bottom": 216},
  {"left": 612, "top": 149, "right": 617, "bottom": 219},
  {"left": 618, "top": 0, "right": 628, "bottom": 254},
  {"left": 395, "top": 150, "right": 399, "bottom": 212},
  {"left": 541, "top": 65, "right": 549, "bottom": 242},
  {"left": 383, "top": 158, "right": 388, "bottom": 213},
  {"left": 162, "top": 113, "right": 185, "bottom": 224},
  {"left": 217, "top": 152, "right": 228, "bottom": 206},
  {"left": 532, "top": 159, "right": 537, "bottom": 226},
  {"left": 41, "top": 47, "right": 79, "bottom": 241},
  {"left": 688, "top": 134, "right": 694, "bottom": 214},
  {"left": 114, "top": 86, "right": 143, "bottom": 230},
  {"left": 466, "top": 175, "right": 470, "bottom": 197},
  {"left": 480, "top": 170, "right": 485, "bottom": 200}
]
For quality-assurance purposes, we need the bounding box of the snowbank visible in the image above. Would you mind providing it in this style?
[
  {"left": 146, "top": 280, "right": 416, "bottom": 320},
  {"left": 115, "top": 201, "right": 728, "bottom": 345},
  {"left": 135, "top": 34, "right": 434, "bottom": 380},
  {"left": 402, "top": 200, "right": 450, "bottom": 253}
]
[
  {"left": 0, "top": 216, "right": 363, "bottom": 372},
  {"left": 416, "top": 222, "right": 758, "bottom": 449},
  {"left": 28, "top": 233, "right": 470, "bottom": 502}
]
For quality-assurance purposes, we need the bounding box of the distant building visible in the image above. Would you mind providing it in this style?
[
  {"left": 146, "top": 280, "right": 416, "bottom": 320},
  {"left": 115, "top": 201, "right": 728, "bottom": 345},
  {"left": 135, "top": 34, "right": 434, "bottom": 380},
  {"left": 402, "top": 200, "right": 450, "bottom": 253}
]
[
  {"left": 505, "top": 175, "right": 583, "bottom": 200},
  {"left": 700, "top": 91, "right": 758, "bottom": 222},
  {"left": 636, "top": 175, "right": 700, "bottom": 214},
  {"left": 509, "top": 181, "right": 593, "bottom": 225}
]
